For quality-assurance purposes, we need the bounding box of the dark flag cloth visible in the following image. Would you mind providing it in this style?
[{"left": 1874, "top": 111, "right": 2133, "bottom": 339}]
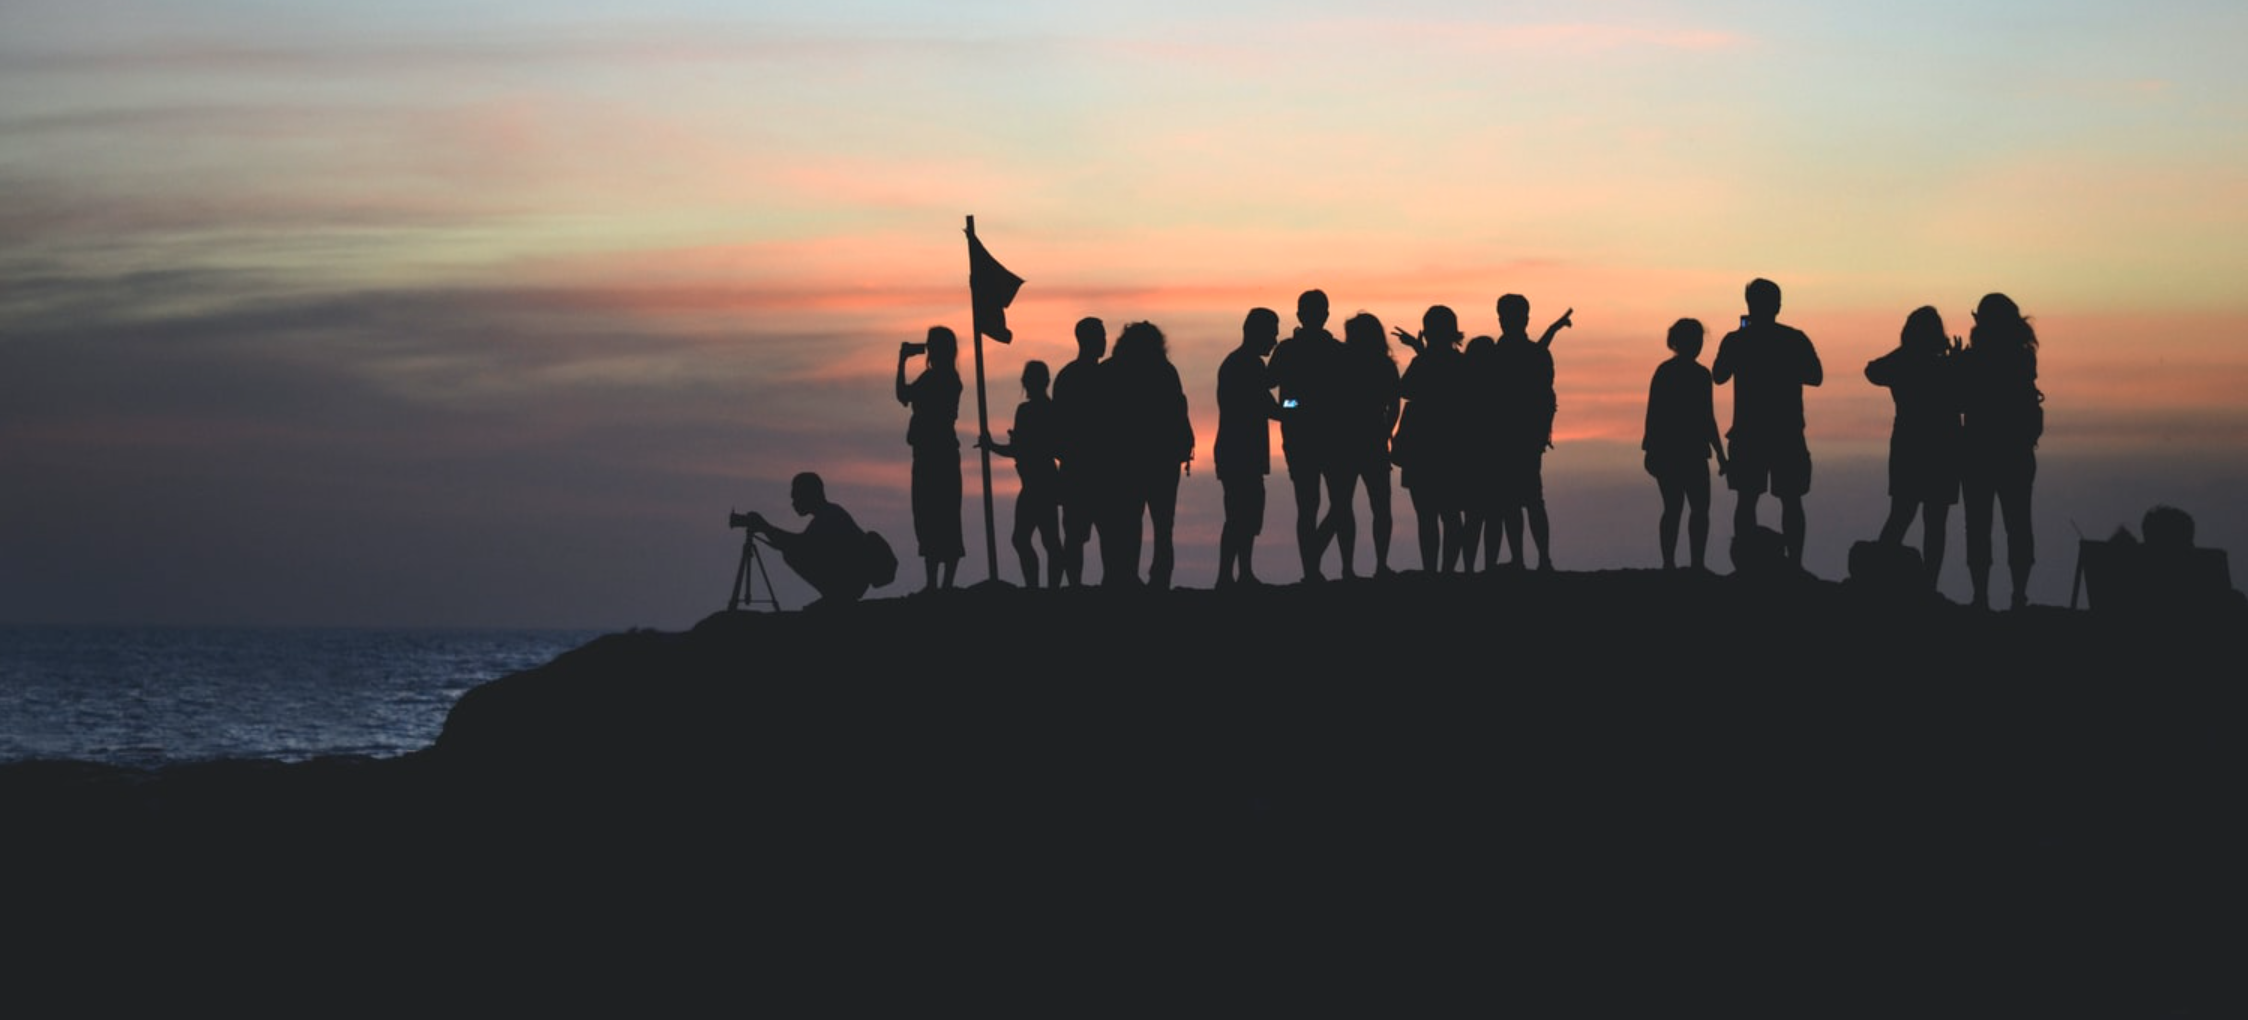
[{"left": 967, "top": 223, "right": 1024, "bottom": 343}]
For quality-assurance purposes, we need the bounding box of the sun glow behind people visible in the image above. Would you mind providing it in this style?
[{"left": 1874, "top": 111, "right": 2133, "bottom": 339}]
[{"left": 3, "top": 0, "right": 2243, "bottom": 626}]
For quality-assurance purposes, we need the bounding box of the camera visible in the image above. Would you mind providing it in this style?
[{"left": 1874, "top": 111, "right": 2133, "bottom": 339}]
[
  {"left": 729, "top": 510, "right": 764, "bottom": 531},
  {"left": 901, "top": 341, "right": 927, "bottom": 356}
]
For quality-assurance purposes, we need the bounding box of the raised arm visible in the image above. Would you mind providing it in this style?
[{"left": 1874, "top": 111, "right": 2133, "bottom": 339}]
[
  {"left": 1537, "top": 307, "right": 1574, "bottom": 348},
  {"left": 895, "top": 343, "right": 915, "bottom": 406},
  {"left": 1864, "top": 348, "right": 1900, "bottom": 387}
]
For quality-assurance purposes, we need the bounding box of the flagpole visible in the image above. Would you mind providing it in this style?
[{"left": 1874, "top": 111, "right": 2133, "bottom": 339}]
[{"left": 966, "top": 215, "right": 1000, "bottom": 585}]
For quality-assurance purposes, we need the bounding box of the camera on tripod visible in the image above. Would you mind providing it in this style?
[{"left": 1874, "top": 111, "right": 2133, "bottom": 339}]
[{"left": 727, "top": 508, "right": 778, "bottom": 611}]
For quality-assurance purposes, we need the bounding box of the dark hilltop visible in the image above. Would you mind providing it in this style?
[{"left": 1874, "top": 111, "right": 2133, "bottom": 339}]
[{"left": 7, "top": 568, "right": 2243, "bottom": 1010}]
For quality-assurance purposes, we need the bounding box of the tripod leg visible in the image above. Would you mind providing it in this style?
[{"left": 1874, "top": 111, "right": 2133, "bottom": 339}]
[
  {"left": 730, "top": 535, "right": 754, "bottom": 611},
  {"left": 751, "top": 539, "right": 781, "bottom": 611}
]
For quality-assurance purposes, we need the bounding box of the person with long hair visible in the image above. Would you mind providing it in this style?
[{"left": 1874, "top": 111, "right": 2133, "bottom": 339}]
[
  {"left": 1958, "top": 292, "right": 2042, "bottom": 610},
  {"left": 1329, "top": 311, "right": 1400, "bottom": 577},
  {"left": 896, "top": 325, "right": 964, "bottom": 591},
  {"left": 1392, "top": 305, "right": 1469, "bottom": 572},
  {"left": 1097, "top": 321, "right": 1194, "bottom": 589},
  {"left": 1865, "top": 305, "right": 1962, "bottom": 589}
]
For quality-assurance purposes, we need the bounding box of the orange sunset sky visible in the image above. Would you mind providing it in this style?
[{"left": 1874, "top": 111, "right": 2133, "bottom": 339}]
[{"left": 4, "top": 1, "right": 2243, "bottom": 626}]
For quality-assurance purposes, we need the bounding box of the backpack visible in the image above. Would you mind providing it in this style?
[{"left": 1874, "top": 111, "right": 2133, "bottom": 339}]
[{"left": 862, "top": 530, "right": 899, "bottom": 589}]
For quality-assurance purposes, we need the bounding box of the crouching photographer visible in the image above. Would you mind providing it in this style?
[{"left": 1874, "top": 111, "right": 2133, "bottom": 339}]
[{"left": 731, "top": 472, "right": 894, "bottom": 610}]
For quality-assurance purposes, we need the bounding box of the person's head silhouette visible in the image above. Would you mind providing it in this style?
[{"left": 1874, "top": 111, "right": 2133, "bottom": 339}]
[
  {"left": 1971, "top": 293, "right": 2036, "bottom": 352},
  {"left": 2143, "top": 505, "right": 2195, "bottom": 550},
  {"left": 926, "top": 325, "right": 958, "bottom": 366},
  {"left": 1745, "top": 278, "right": 1782, "bottom": 321},
  {"left": 1074, "top": 317, "right": 1107, "bottom": 361},
  {"left": 1022, "top": 359, "right": 1050, "bottom": 397},
  {"left": 1114, "top": 320, "right": 1167, "bottom": 361},
  {"left": 1902, "top": 305, "right": 1947, "bottom": 356},
  {"left": 1344, "top": 311, "right": 1388, "bottom": 355},
  {"left": 1496, "top": 293, "right": 1530, "bottom": 334},
  {"left": 1244, "top": 307, "right": 1280, "bottom": 356},
  {"left": 1423, "top": 305, "right": 1462, "bottom": 348},
  {"left": 1668, "top": 318, "right": 1705, "bottom": 360},
  {"left": 1296, "top": 289, "right": 1329, "bottom": 333},
  {"left": 789, "top": 471, "right": 828, "bottom": 517}
]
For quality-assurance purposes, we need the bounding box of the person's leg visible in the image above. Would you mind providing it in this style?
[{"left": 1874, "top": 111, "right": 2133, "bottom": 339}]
[
  {"left": 1324, "top": 467, "right": 1359, "bottom": 578},
  {"left": 1878, "top": 495, "right": 1915, "bottom": 546},
  {"left": 1733, "top": 491, "right": 1760, "bottom": 544},
  {"left": 1240, "top": 476, "right": 1265, "bottom": 584},
  {"left": 1056, "top": 470, "right": 1084, "bottom": 586},
  {"left": 1657, "top": 474, "right": 1685, "bottom": 569},
  {"left": 2001, "top": 456, "right": 2036, "bottom": 609},
  {"left": 1460, "top": 505, "right": 1484, "bottom": 572},
  {"left": 1012, "top": 495, "right": 1040, "bottom": 588},
  {"left": 1527, "top": 498, "right": 1551, "bottom": 570},
  {"left": 1217, "top": 475, "right": 1243, "bottom": 586},
  {"left": 1366, "top": 466, "right": 1394, "bottom": 574},
  {"left": 1438, "top": 492, "right": 1465, "bottom": 573},
  {"left": 1032, "top": 488, "right": 1063, "bottom": 588},
  {"left": 1410, "top": 486, "right": 1440, "bottom": 572},
  {"left": 1525, "top": 455, "right": 1551, "bottom": 569},
  {"left": 1115, "top": 482, "right": 1146, "bottom": 587},
  {"left": 1921, "top": 501, "right": 1950, "bottom": 589},
  {"left": 1290, "top": 464, "right": 1323, "bottom": 581},
  {"left": 1963, "top": 475, "right": 1994, "bottom": 609},
  {"left": 1148, "top": 465, "right": 1181, "bottom": 590},
  {"left": 1498, "top": 502, "right": 1524, "bottom": 569},
  {"left": 1780, "top": 495, "right": 1806, "bottom": 568},
  {"left": 1685, "top": 468, "right": 1711, "bottom": 570}
]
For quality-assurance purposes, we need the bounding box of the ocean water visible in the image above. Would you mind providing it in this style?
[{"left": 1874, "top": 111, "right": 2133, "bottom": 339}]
[{"left": 0, "top": 626, "right": 604, "bottom": 769}]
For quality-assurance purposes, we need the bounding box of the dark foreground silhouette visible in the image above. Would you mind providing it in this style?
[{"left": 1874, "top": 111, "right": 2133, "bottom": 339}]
[{"left": 6, "top": 571, "right": 2243, "bottom": 1010}]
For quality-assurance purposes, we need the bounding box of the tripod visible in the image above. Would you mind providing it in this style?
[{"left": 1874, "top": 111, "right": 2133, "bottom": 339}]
[{"left": 728, "top": 529, "right": 782, "bottom": 612}]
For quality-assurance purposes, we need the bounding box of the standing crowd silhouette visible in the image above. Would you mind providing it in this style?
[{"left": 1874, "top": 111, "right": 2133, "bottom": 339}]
[{"left": 761, "top": 278, "right": 2052, "bottom": 610}]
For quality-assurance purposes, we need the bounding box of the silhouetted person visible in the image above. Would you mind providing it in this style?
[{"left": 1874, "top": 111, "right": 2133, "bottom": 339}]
[
  {"left": 1865, "top": 305, "right": 1962, "bottom": 589},
  {"left": 1216, "top": 307, "right": 1281, "bottom": 587},
  {"left": 1643, "top": 318, "right": 1728, "bottom": 571},
  {"left": 978, "top": 360, "right": 1063, "bottom": 588},
  {"left": 1098, "top": 321, "right": 1194, "bottom": 589},
  {"left": 1483, "top": 294, "right": 1571, "bottom": 571},
  {"left": 897, "top": 325, "right": 964, "bottom": 591},
  {"left": 1713, "top": 278, "right": 1823, "bottom": 571},
  {"left": 736, "top": 472, "right": 869, "bottom": 609},
  {"left": 2088, "top": 505, "right": 2237, "bottom": 616},
  {"left": 1269, "top": 289, "right": 1346, "bottom": 582},
  {"left": 1958, "top": 292, "right": 2042, "bottom": 610},
  {"left": 1328, "top": 311, "right": 1401, "bottom": 578},
  {"left": 1393, "top": 305, "right": 1470, "bottom": 573},
  {"left": 1052, "top": 317, "right": 1108, "bottom": 586}
]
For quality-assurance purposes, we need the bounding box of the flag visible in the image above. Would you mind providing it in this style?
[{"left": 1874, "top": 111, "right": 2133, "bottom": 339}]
[{"left": 966, "top": 220, "right": 1024, "bottom": 343}]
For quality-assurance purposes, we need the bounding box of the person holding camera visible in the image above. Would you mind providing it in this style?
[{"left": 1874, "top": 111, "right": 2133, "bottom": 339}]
[
  {"left": 897, "top": 326, "right": 965, "bottom": 592},
  {"left": 1712, "top": 277, "right": 1823, "bottom": 572},
  {"left": 1864, "top": 305, "right": 1962, "bottom": 589},
  {"left": 735, "top": 472, "right": 870, "bottom": 608}
]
